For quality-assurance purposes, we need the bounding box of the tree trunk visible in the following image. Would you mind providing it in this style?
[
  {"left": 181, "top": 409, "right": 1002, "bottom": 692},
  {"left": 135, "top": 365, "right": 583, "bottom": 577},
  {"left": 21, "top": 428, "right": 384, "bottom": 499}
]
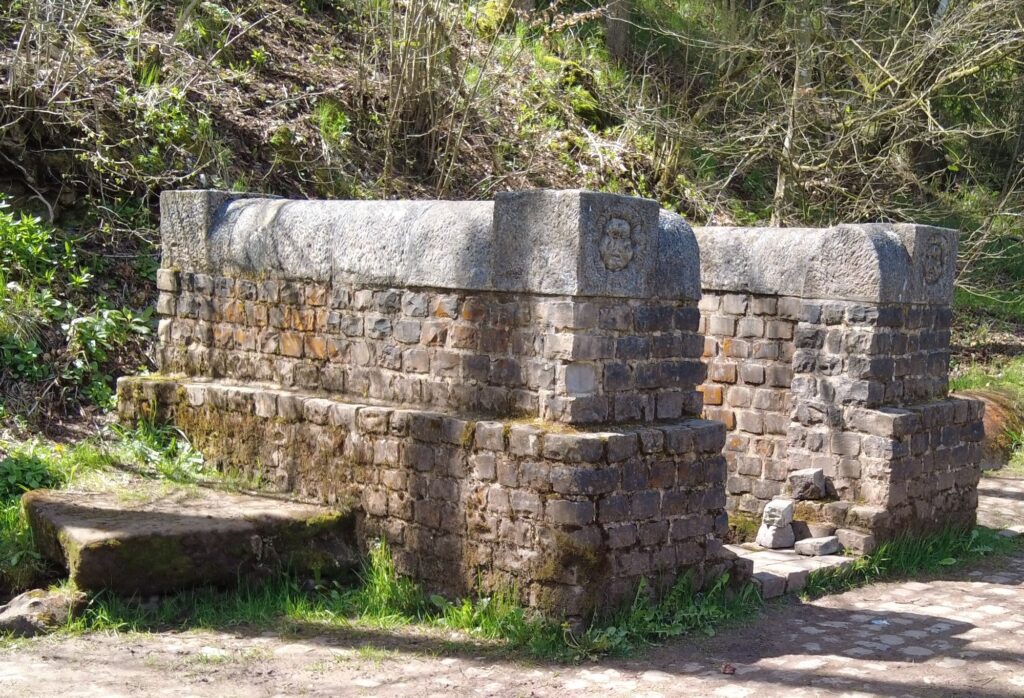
[{"left": 605, "top": 0, "right": 630, "bottom": 60}]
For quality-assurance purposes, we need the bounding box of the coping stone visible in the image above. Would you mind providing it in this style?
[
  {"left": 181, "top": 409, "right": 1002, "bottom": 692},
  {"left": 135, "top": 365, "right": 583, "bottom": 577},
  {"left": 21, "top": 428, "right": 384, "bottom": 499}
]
[
  {"left": 694, "top": 223, "right": 958, "bottom": 304},
  {"left": 160, "top": 189, "right": 701, "bottom": 301}
]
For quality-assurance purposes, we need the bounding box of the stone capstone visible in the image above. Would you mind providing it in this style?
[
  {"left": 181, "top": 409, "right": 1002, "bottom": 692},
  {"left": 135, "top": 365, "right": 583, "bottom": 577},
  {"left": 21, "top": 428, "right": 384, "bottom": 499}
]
[
  {"left": 22, "top": 488, "right": 358, "bottom": 595},
  {"left": 694, "top": 223, "right": 958, "bottom": 304},
  {"left": 0, "top": 589, "right": 87, "bottom": 637},
  {"left": 161, "top": 189, "right": 701, "bottom": 301}
]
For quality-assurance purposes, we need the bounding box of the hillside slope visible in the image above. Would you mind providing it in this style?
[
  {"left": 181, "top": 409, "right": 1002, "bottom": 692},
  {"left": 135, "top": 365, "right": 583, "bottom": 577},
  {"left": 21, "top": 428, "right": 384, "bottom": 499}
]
[{"left": 1, "top": 0, "right": 1023, "bottom": 419}]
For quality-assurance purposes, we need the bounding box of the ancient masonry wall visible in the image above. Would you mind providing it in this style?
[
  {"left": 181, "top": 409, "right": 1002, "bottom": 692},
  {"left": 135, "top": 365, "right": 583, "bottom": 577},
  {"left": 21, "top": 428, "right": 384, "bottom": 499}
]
[
  {"left": 695, "top": 225, "right": 984, "bottom": 552},
  {"left": 120, "top": 378, "right": 728, "bottom": 616},
  {"left": 119, "top": 188, "right": 739, "bottom": 621},
  {"left": 155, "top": 276, "right": 705, "bottom": 425}
]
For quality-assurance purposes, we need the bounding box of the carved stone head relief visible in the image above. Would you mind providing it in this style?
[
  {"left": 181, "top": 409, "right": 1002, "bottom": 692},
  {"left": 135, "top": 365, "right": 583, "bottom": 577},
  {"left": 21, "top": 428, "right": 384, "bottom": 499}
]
[
  {"left": 600, "top": 216, "right": 634, "bottom": 271},
  {"left": 923, "top": 232, "right": 949, "bottom": 285}
]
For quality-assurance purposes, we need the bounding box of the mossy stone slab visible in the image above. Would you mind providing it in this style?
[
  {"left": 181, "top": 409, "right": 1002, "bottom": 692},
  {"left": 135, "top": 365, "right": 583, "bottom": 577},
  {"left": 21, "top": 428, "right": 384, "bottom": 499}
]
[{"left": 22, "top": 488, "right": 357, "bottom": 594}]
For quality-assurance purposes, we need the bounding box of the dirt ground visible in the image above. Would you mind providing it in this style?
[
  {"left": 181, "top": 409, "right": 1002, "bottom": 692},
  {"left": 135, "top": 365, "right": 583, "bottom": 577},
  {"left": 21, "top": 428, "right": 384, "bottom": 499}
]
[{"left": 2, "top": 476, "right": 1023, "bottom": 698}]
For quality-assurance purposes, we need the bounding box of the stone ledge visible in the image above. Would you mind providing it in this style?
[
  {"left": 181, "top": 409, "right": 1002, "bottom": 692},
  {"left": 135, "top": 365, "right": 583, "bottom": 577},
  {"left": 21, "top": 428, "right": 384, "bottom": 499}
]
[
  {"left": 116, "top": 375, "right": 727, "bottom": 465},
  {"left": 726, "top": 544, "right": 854, "bottom": 599},
  {"left": 23, "top": 487, "right": 357, "bottom": 595},
  {"left": 117, "top": 374, "right": 736, "bottom": 619}
]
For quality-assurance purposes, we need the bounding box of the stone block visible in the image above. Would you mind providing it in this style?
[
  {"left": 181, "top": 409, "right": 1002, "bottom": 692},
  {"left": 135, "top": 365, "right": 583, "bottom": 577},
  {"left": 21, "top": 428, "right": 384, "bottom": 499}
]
[
  {"left": 493, "top": 189, "right": 698, "bottom": 300},
  {"left": 546, "top": 499, "right": 596, "bottom": 526},
  {"left": 756, "top": 523, "right": 795, "bottom": 549},
  {"left": 23, "top": 488, "right": 357, "bottom": 595},
  {"left": 753, "top": 571, "right": 786, "bottom": 599},
  {"left": 762, "top": 498, "right": 794, "bottom": 526},
  {"left": 836, "top": 528, "right": 877, "bottom": 554},
  {"left": 542, "top": 434, "right": 605, "bottom": 463},
  {"left": 794, "top": 536, "right": 841, "bottom": 556},
  {"left": 788, "top": 468, "right": 826, "bottom": 500}
]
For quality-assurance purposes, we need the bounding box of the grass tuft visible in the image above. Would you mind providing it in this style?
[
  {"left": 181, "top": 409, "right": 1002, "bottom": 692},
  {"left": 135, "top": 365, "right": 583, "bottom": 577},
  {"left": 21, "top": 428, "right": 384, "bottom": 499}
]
[
  {"left": 804, "top": 526, "right": 1020, "bottom": 598},
  {"left": 56, "top": 538, "right": 762, "bottom": 661}
]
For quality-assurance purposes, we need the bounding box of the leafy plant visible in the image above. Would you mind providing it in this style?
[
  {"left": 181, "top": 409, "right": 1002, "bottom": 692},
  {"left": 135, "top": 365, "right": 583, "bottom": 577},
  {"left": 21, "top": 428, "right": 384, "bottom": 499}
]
[
  {"left": 111, "top": 419, "right": 207, "bottom": 482},
  {"left": 0, "top": 450, "right": 55, "bottom": 499},
  {"left": 63, "top": 308, "right": 152, "bottom": 407},
  {"left": 0, "top": 199, "right": 69, "bottom": 283},
  {"left": 313, "top": 100, "right": 351, "bottom": 153}
]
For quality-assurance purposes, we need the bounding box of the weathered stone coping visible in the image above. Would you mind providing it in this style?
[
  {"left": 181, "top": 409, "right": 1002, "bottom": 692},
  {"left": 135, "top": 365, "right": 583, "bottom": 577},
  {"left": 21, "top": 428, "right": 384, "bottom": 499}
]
[
  {"left": 694, "top": 223, "right": 958, "bottom": 305},
  {"left": 160, "top": 189, "right": 700, "bottom": 301}
]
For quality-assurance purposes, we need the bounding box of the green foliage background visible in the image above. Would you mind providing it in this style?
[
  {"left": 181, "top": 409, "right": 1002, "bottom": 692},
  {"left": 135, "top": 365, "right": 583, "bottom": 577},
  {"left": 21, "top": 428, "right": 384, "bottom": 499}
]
[{"left": 1, "top": 0, "right": 1023, "bottom": 416}]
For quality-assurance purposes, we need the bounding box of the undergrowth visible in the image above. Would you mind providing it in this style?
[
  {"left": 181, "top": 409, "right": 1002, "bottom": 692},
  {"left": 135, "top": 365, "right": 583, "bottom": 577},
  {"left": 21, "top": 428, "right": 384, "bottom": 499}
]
[
  {"left": 0, "top": 198, "right": 153, "bottom": 415},
  {"left": 803, "top": 526, "right": 1020, "bottom": 598}
]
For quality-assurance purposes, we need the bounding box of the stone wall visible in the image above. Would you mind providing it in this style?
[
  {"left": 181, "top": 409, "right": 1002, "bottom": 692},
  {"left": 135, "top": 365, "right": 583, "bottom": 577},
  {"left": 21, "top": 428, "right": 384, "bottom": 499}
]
[
  {"left": 155, "top": 274, "right": 705, "bottom": 425},
  {"left": 119, "top": 186, "right": 986, "bottom": 612},
  {"left": 119, "top": 188, "right": 738, "bottom": 621},
  {"left": 696, "top": 224, "right": 984, "bottom": 551},
  {"left": 119, "top": 377, "right": 729, "bottom": 617}
]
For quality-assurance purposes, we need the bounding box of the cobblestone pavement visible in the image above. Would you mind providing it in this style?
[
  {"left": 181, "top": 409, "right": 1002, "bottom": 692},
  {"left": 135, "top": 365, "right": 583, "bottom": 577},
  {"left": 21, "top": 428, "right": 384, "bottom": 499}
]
[
  {"left": 978, "top": 475, "right": 1024, "bottom": 529},
  {"left": 2, "top": 476, "right": 1022, "bottom": 698}
]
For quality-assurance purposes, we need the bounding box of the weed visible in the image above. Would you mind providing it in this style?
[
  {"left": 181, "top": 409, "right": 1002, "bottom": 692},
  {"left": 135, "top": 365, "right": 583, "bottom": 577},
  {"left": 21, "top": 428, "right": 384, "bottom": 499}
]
[
  {"left": 313, "top": 100, "right": 351, "bottom": 153},
  {"left": 0, "top": 500, "right": 44, "bottom": 591},
  {"left": 55, "top": 537, "right": 761, "bottom": 662},
  {"left": 110, "top": 420, "right": 208, "bottom": 483},
  {"left": 336, "top": 539, "right": 427, "bottom": 624}
]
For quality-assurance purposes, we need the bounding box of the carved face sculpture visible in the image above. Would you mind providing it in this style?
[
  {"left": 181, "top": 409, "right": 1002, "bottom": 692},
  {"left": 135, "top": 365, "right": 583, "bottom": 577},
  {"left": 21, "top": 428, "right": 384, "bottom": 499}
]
[
  {"left": 761, "top": 499, "right": 791, "bottom": 527},
  {"left": 923, "top": 233, "right": 949, "bottom": 285},
  {"left": 600, "top": 217, "right": 634, "bottom": 271}
]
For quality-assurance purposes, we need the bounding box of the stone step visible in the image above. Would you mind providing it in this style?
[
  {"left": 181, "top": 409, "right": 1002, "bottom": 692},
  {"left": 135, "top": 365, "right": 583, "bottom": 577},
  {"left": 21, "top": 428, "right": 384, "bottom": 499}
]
[
  {"left": 23, "top": 487, "right": 358, "bottom": 595},
  {"left": 725, "top": 544, "right": 854, "bottom": 599}
]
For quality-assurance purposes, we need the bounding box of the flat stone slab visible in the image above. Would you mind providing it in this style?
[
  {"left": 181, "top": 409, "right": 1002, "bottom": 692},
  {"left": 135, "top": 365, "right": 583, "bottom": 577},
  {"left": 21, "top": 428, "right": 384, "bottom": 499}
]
[
  {"left": 795, "top": 535, "right": 842, "bottom": 556},
  {"left": 725, "top": 544, "right": 855, "bottom": 599},
  {"left": 23, "top": 488, "right": 357, "bottom": 595}
]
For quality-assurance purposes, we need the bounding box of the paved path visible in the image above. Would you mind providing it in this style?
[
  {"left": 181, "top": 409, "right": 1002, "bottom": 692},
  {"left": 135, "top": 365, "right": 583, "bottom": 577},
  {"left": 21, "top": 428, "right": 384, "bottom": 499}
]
[{"left": 2, "top": 476, "right": 1023, "bottom": 698}]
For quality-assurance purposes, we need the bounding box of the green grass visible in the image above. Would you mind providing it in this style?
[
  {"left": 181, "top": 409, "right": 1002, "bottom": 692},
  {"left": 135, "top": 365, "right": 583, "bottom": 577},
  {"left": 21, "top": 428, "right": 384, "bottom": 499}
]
[
  {"left": 804, "top": 526, "right": 1020, "bottom": 598},
  {"left": 0, "top": 420, "right": 216, "bottom": 593},
  {"left": 954, "top": 286, "right": 1024, "bottom": 326},
  {"left": 52, "top": 538, "right": 761, "bottom": 662},
  {"left": 951, "top": 355, "right": 1024, "bottom": 394},
  {"left": 950, "top": 356, "right": 1024, "bottom": 475}
]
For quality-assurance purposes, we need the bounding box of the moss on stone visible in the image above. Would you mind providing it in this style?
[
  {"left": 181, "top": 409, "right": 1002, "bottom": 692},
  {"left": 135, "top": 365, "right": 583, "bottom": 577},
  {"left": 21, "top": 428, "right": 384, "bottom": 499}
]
[
  {"left": 74, "top": 535, "right": 195, "bottom": 591},
  {"left": 534, "top": 530, "right": 608, "bottom": 584},
  {"left": 727, "top": 511, "right": 760, "bottom": 543},
  {"left": 460, "top": 421, "right": 477, "bottom": 449}
]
